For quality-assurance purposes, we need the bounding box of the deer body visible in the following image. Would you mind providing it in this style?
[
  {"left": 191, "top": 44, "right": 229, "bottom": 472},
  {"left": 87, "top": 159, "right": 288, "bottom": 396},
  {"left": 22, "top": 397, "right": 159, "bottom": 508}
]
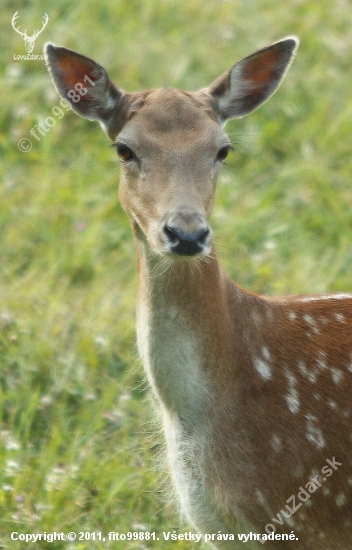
[
  {"left": 138, "top": 242, "right": 352, "bottom": 549},
  {"left": 45, "top": 38, "right": 352, "bottom": 549}
]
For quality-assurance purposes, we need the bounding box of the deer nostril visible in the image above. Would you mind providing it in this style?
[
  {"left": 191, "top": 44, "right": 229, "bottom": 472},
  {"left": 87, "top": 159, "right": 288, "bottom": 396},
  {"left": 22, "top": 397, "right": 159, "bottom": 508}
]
[
  {"left": 198, "top": 227, "right": 210, "bottom": 244},
  {"left": 164, "top": 224, "right": 180, "bottom": 245}
]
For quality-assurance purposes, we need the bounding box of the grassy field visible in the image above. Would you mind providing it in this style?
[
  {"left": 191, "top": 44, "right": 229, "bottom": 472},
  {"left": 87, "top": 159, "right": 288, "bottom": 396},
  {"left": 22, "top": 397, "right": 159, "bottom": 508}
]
[{"left": 1, "top": 0, "right": 352, "bottom": 548}]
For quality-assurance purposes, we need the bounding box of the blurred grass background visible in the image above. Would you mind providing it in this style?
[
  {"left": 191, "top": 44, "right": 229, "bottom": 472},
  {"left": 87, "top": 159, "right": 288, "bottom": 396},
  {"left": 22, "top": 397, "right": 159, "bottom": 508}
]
[{"left": 1, "top": 0, "right": 352, "bottom": 548}]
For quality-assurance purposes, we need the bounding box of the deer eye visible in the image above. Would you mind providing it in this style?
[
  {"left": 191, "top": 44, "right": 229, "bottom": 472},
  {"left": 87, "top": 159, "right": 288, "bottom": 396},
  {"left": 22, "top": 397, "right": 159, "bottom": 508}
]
[
  {"left": 116, "top": 143, "right": 136, "bottom": 162},
  {"left": 216, "top": 146, "right": 231, "bottom": 162}
]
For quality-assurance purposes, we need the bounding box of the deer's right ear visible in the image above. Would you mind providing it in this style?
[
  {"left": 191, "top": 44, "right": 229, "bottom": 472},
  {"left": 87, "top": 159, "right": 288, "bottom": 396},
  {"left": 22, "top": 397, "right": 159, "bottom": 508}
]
[{"left": 44, "top": 43, "right": 125, "bottom": 138}]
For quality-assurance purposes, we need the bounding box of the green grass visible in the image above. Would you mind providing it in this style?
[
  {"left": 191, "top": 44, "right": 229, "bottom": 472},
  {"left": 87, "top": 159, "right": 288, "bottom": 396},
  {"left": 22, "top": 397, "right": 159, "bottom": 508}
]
[{"left": 1, "top": 0, "right": 352, "bottom": 548}]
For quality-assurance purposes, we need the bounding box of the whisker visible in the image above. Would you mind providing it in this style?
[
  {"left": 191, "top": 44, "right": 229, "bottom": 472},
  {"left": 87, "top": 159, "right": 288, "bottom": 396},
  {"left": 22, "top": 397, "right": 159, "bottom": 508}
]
[
  {"left": 148, "top": 255, "right": 173, "bottom": 278},
  {"left": 214, "top": 240, "right": 230, "bottom": 253}
]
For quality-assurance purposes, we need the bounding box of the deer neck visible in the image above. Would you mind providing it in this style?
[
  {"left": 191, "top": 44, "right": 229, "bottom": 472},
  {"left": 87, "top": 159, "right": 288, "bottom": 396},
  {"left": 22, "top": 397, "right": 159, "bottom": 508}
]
[{"left": 135, "top": 230, "right": 232, "bottom": 420}]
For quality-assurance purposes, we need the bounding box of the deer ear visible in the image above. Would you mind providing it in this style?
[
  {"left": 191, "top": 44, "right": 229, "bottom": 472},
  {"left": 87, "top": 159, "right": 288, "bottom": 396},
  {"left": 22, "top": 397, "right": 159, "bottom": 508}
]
[
  {"left": 206, "top": 37, "right": 299, "bottom": 125},
  {"left": 44, "top": 43, "right": 125, "bottom": 137}
]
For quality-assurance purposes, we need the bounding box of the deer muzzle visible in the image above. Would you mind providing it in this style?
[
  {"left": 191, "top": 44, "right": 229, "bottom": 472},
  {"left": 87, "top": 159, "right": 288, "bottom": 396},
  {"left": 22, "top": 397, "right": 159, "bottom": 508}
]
[{"left": 160, "top": 208, "right": 212, "bottom": 257}]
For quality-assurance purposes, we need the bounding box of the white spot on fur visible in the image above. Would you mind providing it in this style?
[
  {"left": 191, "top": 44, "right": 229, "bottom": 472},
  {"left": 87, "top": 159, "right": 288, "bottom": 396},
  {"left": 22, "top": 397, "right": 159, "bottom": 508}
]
[
  {"left": 322, "top": 486, "right": 330, "bottom": 496},
  {"left": 336, "top": 493, "right": 347, "bottom": 507},
  {"left": 334, "top": 313, "right": 345, "bottom": 322},
  {"left": 288, "top": 310, "right": 297, "bottom": 320},
  {"left": 305, "top": 414, "right": 325, "bottom": 449},
  {"left": 168, "top": 307, "right": 178, "bottom": 320},
  {"left": 328, "top": 399, "right": 338, "bottom": 410},
  {"left": 253, "top": 347, "right": 272, "bottom": 380},
  {"left": 331, "top": 368, "right": 344, "bottom": 384},
  {"left": 284, "top": 516, "right": 295, "bottom": 528},
  {"left": 255, "top": 488, "right": 265, "bottom": 505},
  {"left": 298, "top": 360, "right": 317, "bottom": 383},
  {"left": 293, "top": 464, "right": 304, "bottom": 479},
  {"left": 303, "top": 314, "right": 320, "bottom": 334},
  {"left": 271, "top": 434, "right": 282, "bottom": 452},
  {"left": 252, "top": 311, "right": 262, "bottom": 326},
  {"left": 316, "top": 351, "right": 327, "bottom": 371},
  {"left": 284, "top": 369, "right": 300, "bottom": 414}
]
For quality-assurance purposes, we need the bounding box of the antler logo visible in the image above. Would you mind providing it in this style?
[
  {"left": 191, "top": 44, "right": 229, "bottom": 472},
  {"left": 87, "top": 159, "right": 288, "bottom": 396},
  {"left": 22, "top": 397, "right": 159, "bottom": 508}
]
[{"left": 12, "top": 11, "right": 49, "bottom": 54}]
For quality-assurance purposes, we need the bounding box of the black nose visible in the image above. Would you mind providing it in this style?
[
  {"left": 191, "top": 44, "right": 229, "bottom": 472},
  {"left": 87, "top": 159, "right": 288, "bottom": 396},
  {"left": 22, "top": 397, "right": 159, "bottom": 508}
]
[{"left": 163, "top": 224, "right": 210, "bottom": 256}]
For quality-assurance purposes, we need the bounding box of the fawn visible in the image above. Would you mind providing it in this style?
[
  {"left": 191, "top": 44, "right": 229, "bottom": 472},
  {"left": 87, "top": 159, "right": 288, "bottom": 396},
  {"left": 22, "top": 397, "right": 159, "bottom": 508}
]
[{"left": 45, "top": 37, "right": 352, "bottom": 549}]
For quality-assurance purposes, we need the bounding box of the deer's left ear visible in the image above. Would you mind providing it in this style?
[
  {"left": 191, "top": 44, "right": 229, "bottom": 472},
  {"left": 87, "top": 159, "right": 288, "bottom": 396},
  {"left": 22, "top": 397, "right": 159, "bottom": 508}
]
[{"left": 204, "top": 37, "right": 299, "bottom": 126}]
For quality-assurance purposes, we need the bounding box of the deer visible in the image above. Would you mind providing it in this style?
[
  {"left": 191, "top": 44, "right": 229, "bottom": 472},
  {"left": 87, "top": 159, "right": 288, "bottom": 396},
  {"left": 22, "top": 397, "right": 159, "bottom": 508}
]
[
  {"left": 44, "top": 37, "right": 352, "bottom": 549},
  {"left": 12, "top": 11, "right": 49, "bottom": 54}
]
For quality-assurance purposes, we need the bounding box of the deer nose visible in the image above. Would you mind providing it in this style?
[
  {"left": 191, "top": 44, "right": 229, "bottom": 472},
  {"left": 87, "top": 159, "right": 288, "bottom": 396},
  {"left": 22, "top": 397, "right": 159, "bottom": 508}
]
[{"left": 162, "top": 210, "right": 212, "bottom": 256}]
